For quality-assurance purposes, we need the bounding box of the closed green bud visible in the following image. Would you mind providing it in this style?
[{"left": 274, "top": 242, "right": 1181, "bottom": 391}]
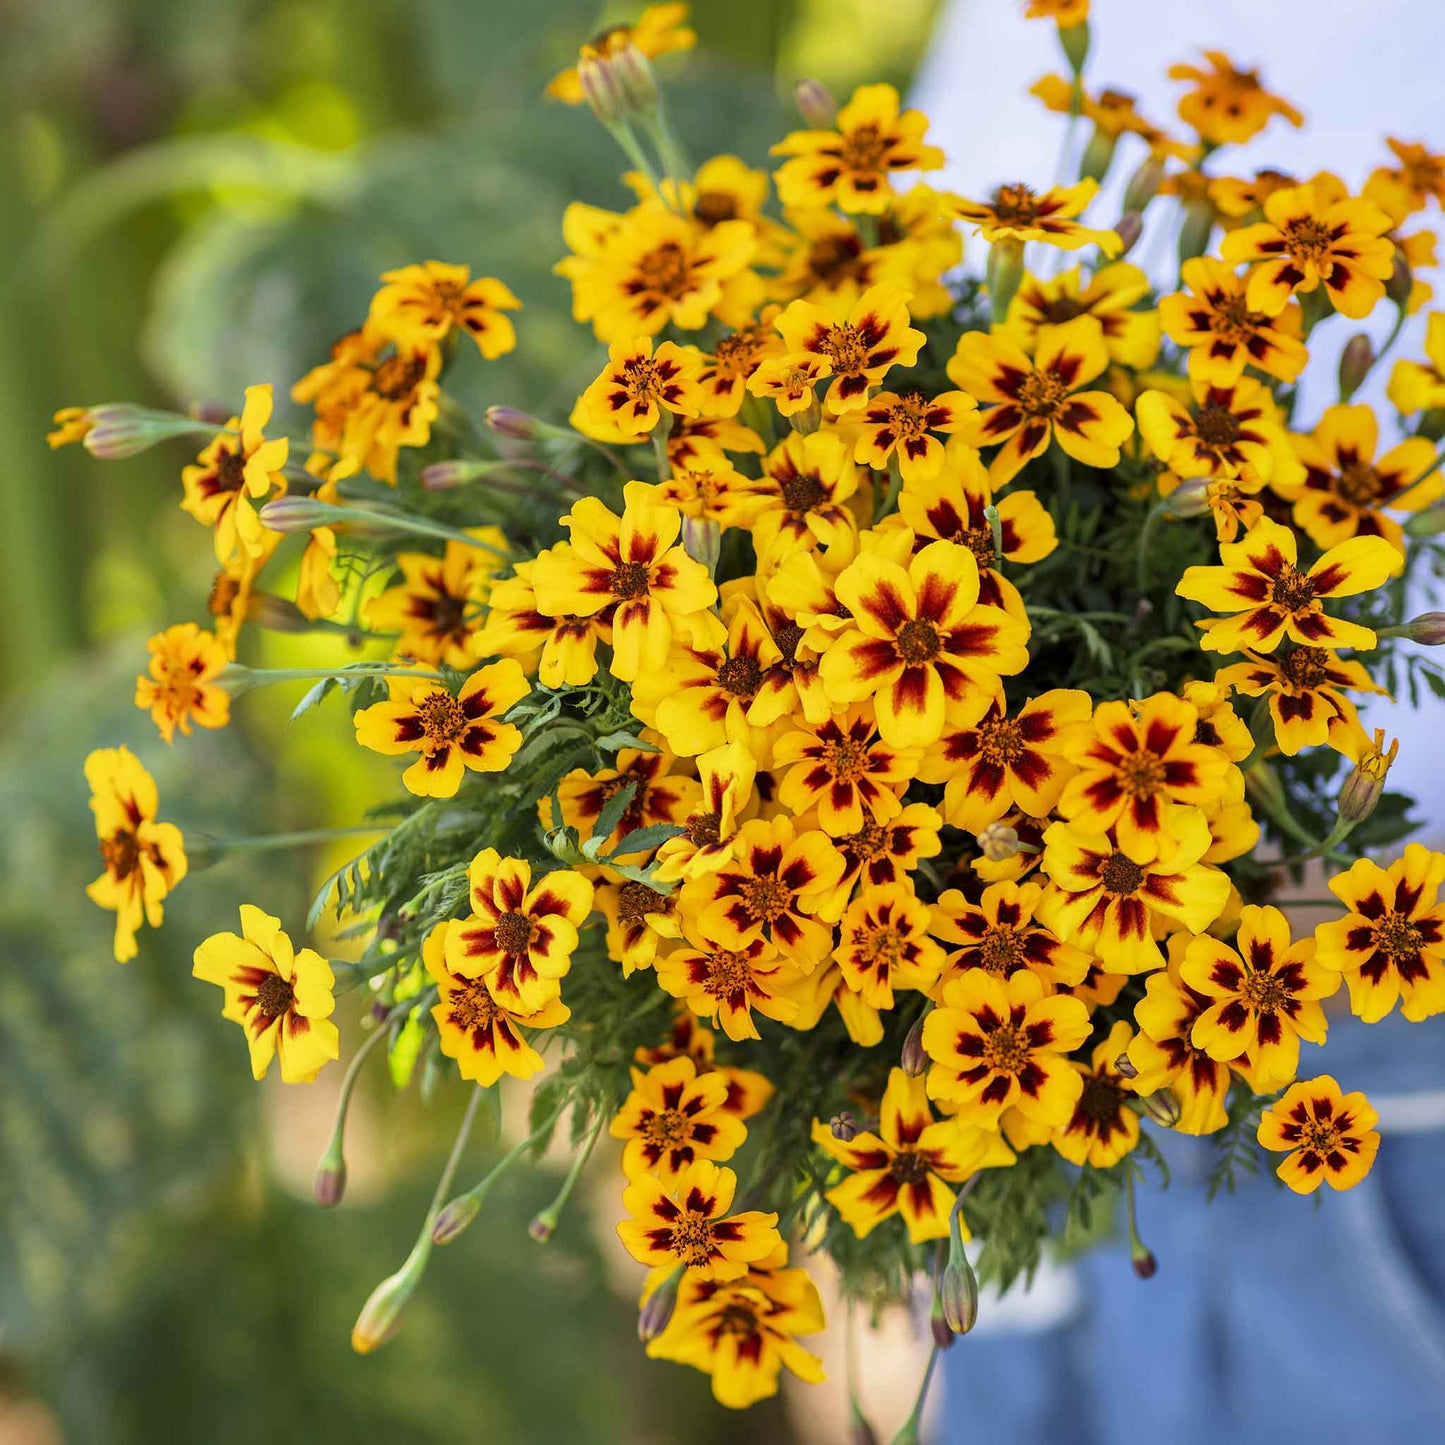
[
  {"left": 681, "top": 516, "right": 721, "bottom": 576},
  {"left": 351, "top": 1241, "right": 429, "bottom": 1354},
  {"left": 1338, "top": 729, "right": 1398, "bottom": 825},
  {"left": 638, "top": 1269, "right": 682, "bottom": 1342},
  {"left": 1058, "top": 20, "right": 1090, "bottom": 74},
  {"left": 1406, "top": 502, "right": 1445, "bottom": 537},
  {"left": 1140, "top": 1086, "right": 1181, "bottom": 1128},
  {"left": 1337, "top": 332, "right": 1375, "bottom": 401},
  {"left": 1404, "top": 611, "right": 1445, "bottom": 645},
  {"left": 939, "top": 1255, "right": 979, "bottom": 1336},
  {"left": 1178, "top": 200, "right": 1215, "bottom": 265},
  {"left": 83, "top": 405, "right": 223, "bottom": 460},
  {"left": 794, "top": 78, "right": 838, "bottom": 129},
  {"left": 1122, "top": 157, "right": 1165, "bottom": 214},
  {"left": 313, "top": 1137, "right": 347, "bottom": 1209},
  {"left": 901, "top": 1016, "right": 928, "bottom": 1077},
  {"left": 432, "top": 1192, "right": 481, "bottom": 1246},
  {"left": 986, "top": 236, "right": 1026, "bottom": 322}
]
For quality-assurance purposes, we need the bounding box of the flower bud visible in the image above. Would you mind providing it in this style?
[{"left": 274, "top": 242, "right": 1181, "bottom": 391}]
[
  {"left": 1163, "top": 478, "right": 1210, "bottom": 518},
  {"left": 485, "top": 405, "right": 545, "bottom": 441},
  {"left": 1417, "top": 408, "right": 1445, "bottom": 443},
  {"left": 1178, "top": 200, "right": 1215, "bottom": 266},
  {"left": 939, "top": 1255, "right": 979, "bottom": 1336},
  {"left": 528, "top": 1210, "right": 558, "bottom": 1243},
  {"left": 1337, "top": 332, "right": 1375, "bottom": 401},
  {"left": 1122, "top": 157, "right": 1165, "bottom": 214},
  {"left": 789, "top": 388, "right": 823, "bottom": 435},
  {"left": 1140, "top": 1086, "right": 1181, "bottom": 1128},
  {"left": 258, "top": 495, "right": 337, "bottom": 534},
  {"left": 83, "top": 405, "right": 219, "bottom": 460},
  {"left": 419, "top": 461, "right": 480, "bottom": 492},
  {"left": 637, "top": 1270, "right": 681, "bottom": 1342},
  {"left": 1404, "top": 611, "right": 1445, "bottom": 645},
  {"left": 794, "top": 78, "right": 837, "bottom": 129},
  {"left": 901, "top": 1016, "right": 928, "bottom": 1077},
  {"left": 986, "top": 236, "right": 1025, "bottom": 322},
  {"left": 187, "top": 401, "right": 235, "bottom": 426},
  {"left": 1131, "top": 1244, "right": 1158, "bottom": 1279},
  {"left": 432, "top": 1192, "right": 482, "bottom": 1246},
  {"left": 830, "top": 1110, "right": 858, "bottom": 1142},
  {"left": 1114, "top": 1051, "right": 1138, "bottom": 1080},
  {"left": 1386, "top": 252, "right": 1414, "bottom": 310},
  {"left": 1079, "top": 128, "right": 1118, "bottom": 185},
  {"left": 313, "top": 1138, "right": 347, "bottom": 1209},
  {"left": 611, "top": 41, "right": 659, "bottom": 114},
  {"left": 930, "top": 1295, "right": 959, "bottom": 1350},
  {"left": 245, "top": 592, "right": 312, "bottom": 633},
  {"left": 976, "top": 822, "right": 1020, "bottom": 861},
  {"left": 578, "top": 50, "right": 629, "bottom": 126},
  {"left": 1338, "top": 729, "right": 1398, "bottom": 825},
  {"left": 1406, "top": 502, "right": 1445, "bottom": 537},
  {"left": 681, "top": 515, "right": 721, "bottom": 576},
  {"left": 1112, "top": 211, "right": 1143, "bottom": 257},
  {"left": 351, "top": 1243, "right": 429, "bottom": 1354},
  {"left": 1058, "top": 20, "right": 1090, "bottom": 75}
]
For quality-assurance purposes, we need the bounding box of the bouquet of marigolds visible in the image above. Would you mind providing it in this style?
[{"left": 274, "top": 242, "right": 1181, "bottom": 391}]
[{"left": 57, "top": 0, "right": 1445, "bottom": 1428}]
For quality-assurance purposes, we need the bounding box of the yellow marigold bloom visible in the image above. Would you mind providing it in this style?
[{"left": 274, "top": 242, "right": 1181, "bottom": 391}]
[
  {"left": 835, "top": 801, "right": 943, "bottom": 894},
  {"left": 920, "top": 689, "right": 1090, "bottom": 834},
  {"left": 1214, "top": 645, "right": 1383, "bottom": 757},
  {"left": 655, "top": 925, "right": 800, "bottom": 1042},
  {"left": 922, "top": 969, "right": 1092, "bottom": 1129},
  {"left": 854, "top": 388, "right": 977, "bottom": 484},
  {"left": 773, "top": 283, "right": 924, "bottom": 415},
  {"left": 635, "top": 1012, "right": 774, "bottom": 1121},
  {"left": 833, "top": 884, "right": 944, "bottom": 1010},
  {"left": 679, "top": 815, "right": 846, "bottom": 971},
  {"left": 368, "top": 261, "right": 520, "bottom": 357},
  {"left": 1023, "top": 0, "right": 1088, "bottom": 23},
  {"left": 1052, "top": 1020, "right": 1141, "bottom": 1168},
  {"left": 47, "top": 405, "right": 94, "bottom": 448},
  {"left": 656, "top": 458, "right": 754, "bottom": 530},
  {"left": 1207, "top": 166, "right": 1305, "bottom": 222},
  {"left": 653, "top": 741, "right": 757, "bottom": 885},
  {"left": 472, "top": 557, "right": 605, "bottom": 689},
  {"left": 1372, "top": 137, "right": 1445, "bottom": 213},
  {"left": 695, "top": 315, "right": 783, "bottom": 416},
  {"left": 812, "top": 1069, "right": 1013, "bottom": 1244},
  {"left": 733, "top": 430, "right": 862, "bottom": 554},
  {"left": 646, "top": 1246, "right": 825, "bottom": 1410},
  {"left": 1168, "top": 50, "right": 1303, "bottom": 147},
  {"left": 296, "top": 523, "right": 341, "bottom": 621},
  {"left": 930, "top": 880, "right": 1091, "bottom": 993},
  {"left": 546, "top": 3, "right": 696, "bottom": 105},
  {"left": 532, "top": 482, "right": 721, "bottom": 682},
  {"left": 1030, "top": 75, "right": 1194, "bottom": 163},
  {"left": 949, "top": 317, "right": 1134, "bottom": 485},
  {"left": 1387, "top": 311, "right": 1445, "bottom": 414},
  {"left": 1219, "top": 183, "right": 1394, "bottom": 320},
  {"left": 1176, "top": 517, "right": 1403, "bottom": 656},
  {"left": 354, "top": 660, "right": 527, "bottom": 798},
  {"left": 1038, "top": 812, "right": 1231, "bottom": 973},
  {"left": 445, "top": 849, "right": 594, "bottom": 1014},
  {"left": 1056, "top": 693, "right": 1234, "bottom": 864},
  {"left": 1314, "top": 843, "right": 1445, "bottom": 1023},
  {"left": 772, "top": 83, "right": 944, "bottom": 216},
  {"left": 134, "top": 623, "right": 230, "bottom": 744},
  {"left": 1257, "top": 1076, "right": 1379, "bottom": 1195},
  {"left": 773, "top": 705, "right": 917, "bottom": 837},
  {"left": 611, "top": 1056, "right": 749, "bottom": 1184},
  {"left": 820, "top": 538, "right": 1031, "bottom": 750},
  {"left": 1158, "top": 258, "right": 1308, "bottom": 388},
  {"left": 207, "top": 531, "right": 278, "bottom": 660},
  {"left": 998, "top": 263, "right": 1160, "bottom": 371},
  {"left": 84, "top": 746, "right": 187, "bottom": 963},
  {"left": 1287, "top": 403, "right": 1439, "bottom": 552},
  {"left": 423, "top": 921, "right": 565, "bottom": 1086},
  {"left": 741, "top": 352, "right": 828, "bottom": 417},
  {"left": 1181, "top": 905, "right": 1336, "bottom": 1091},
  {"left": 576, "top": 336, "right": 706, "bottom": 440},
  {"left": 181, "top": 385, "right": 289, "bottom": 564},
  {"left": 192, "top": 905, "right": 339, "bottom": 1083},
  {"left": 948, "top": 179, "right": 1121, "bottom": 254},
  {"left": 554, "top": 741, "right": 698, "bottom": 861},
  {"left": 616, "top": 1159, "right": 781, "bottom": 1281},
  {"left": 598, "top": 877, "right": 680, "bottom": 976}
]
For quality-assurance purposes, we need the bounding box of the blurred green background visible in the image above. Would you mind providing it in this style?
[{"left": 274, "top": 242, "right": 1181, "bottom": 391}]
[{"left": 0, "top": 2, "right": 940, "bottom": 1440}]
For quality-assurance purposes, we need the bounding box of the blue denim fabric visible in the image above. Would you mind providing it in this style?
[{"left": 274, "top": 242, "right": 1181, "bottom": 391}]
[{"left": 941, "top": 1015, "right": 1445, "bottom": 1443}]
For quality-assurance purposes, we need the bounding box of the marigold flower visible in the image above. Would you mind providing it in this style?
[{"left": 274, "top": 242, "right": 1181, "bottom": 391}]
[
  {"left": 771, "top": 83, "right": 943, "bottom": 216},
  {"left": 742, "top": 352, "right": 828, "bottom": 417},
  {"left": 922, "top": 969, "right": 1092, "bottom": 1129},
  {"left": 820, "top": 538, "right": 1031, "bottom": 749},
  {"left": 772, "top": 284, "right": 924, "bottom": 414},
  {"left": 832, "top": 884, "right": 945, "bottom": 1010},
  {"left": 576, "top": 336, "right": 707, "bottom": 440},
  {"left": 653, "top": 742, "right": 757, "bottom": 885},
  {"left": 546, "top": 3, "right": 696, "bottom": 106},
  {"left": 1176, "top": 516, "right": 1403, "bottom": 655},
  {"left": 1038, "top": 812, "right": 1231, "bottom": 973},
  {"left": 207, "top": 532, "right": 279, "bottom": 660},
  {"left": 1158, "top": 257, "right": 1308, "bottom": 387},
  {"left": 611, "top": 1056, "right": 750, "bottom": 1183},
  {"left": 84, "top": 746, "right": 188, "bottom": 963},
  {"left": 1052, "top": 1020, "right": 1141, "bottom": 1168},
  {"left": 532, "top": 482, "right": 722, "bottom": 682},
  {"left": 598, "top": 878, "right": 681, "bottom": 975},
  {"left": 929, "top": 880, "right": 1091, "bottom": 993},
  {"left": 368, "top": 261, "right": 520, "bottom": 357},
  {"left": 1023, "top": 0, "right": 1088, "bottom": 23},
  {"left": 773, "top": 705, "right": 918, "bottom": 837},
  {"left": 617, "top": 1158, "right": 781, "bottom": 1280},
  {"left": 472, "top": 557, "right": 604, "bottom": 688},
  {"left": 1372, "top": 137, "right": 1445, "bottom": 212},
  {"left": 811, "top": 1069, "right": 1013, "bottom": 1243},
  {"left": 1214, "top": 645, "right": 1384, "bottom": 756},
  {"left": 1386, "top": 311, "right": 1445, "bottom": 413},
  {"left": 635, "top": 1012, "right": 774, "bottom": 1120},
  {"left": 1314, "top": 843, "right": 1445, "bottom": 1022},
  {"left": 1030, "top": 76, "right": 1192, "bottom": 165},
  {"left": 834, "top": 801, "right": 943, "bottom": 894},
  {"left": 1168, "top": 51, "right": 1303, "bottom": 147},
  {"left": 854, "top": 388, "right": 977, "bottom": 484},
  {"left": 654, "top": 925, "right": 800, "bottom": 1042},
  {"left": 554, "top": 742, "right": 698, "bottom": 860},
  {"left": 949, "top": 316, "right": 1134, "bottom": 485},
  {"left": 422, "top": 921, "right": 565, "bottom": 1086},
  {"left": 1219, "top": 183, "right": 1394, "bottom": 320},
  {"left": 732, "top": 430, "right": 861, "bottom": 555},
  {"left": 192, "top": 904, "right": 339, "bottom": 1083},
  {"left": 1181, "top": 905, "right": 1337, "bottom": 1090},
  {"left": 999, "top": 263, "right": 1160, "bottom": 369},
  {"left": 445, "top": 848, "right": 594, "bottom": 1013},
  {"left": 1257, "top": 1076, "right": 1379, "bottom": 1195},
  {"left": 181, "top": 385, "right": 289, "bottom": 564},
  {"left": 354, "top": 660, "right": 527, "bottom": 798},
  {"left": 135, "top": 623, "right": 231, "bottom": 744},
  {"left": 645, "top": 1245, "right": 825, "bottom": 1408},
  {"left": 948, "top": 179, "right": 1120, "bottom": 254}
]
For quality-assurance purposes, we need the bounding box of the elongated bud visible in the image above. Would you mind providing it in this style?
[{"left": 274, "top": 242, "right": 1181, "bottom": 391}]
[
  {"left": 1178, "top": 201, "right": 1215, "bottom": 266},
  {"left": 578, "top": 51, "right": 628, "bottom": 126},
  {"left": 638, "top": 1269, "right": 682, "bottom": 1342},
  {"left": 246, "top": 592, "right": 312, "bottom": 633},
  {"left": 939, "top": 1255, "right": 979, "bottom": 1335},
  {"left": 976, "top": 821, "right": 1020, "bottom": 861},
  {"left": 1404, "top": 611, "right": 1445, "bottom": 645},
  {"left": 432, "top": 1192, "right": 481, "bottom": 1246},
  {"left": 259, "top": 496, "right": 337, "bottom": 534},
  {"left": 1387, "top": 253, "right": 1414, "bottom": 310},
  {"left": 420, "top": 460, "right": 482, "bottom": 492},
  {"left": 1338, "top": 333, "right": 1375, "bottom": 401},
  {"left": 485, "top": 405, "right": 545, "bottom": 441},
  {"left": 1338, "top": 729, "right": 1398, "bottom": 824},
  {"left": 901, "top": 1017, "right": 928, "bottom": 1077},
  {"left": 1122, "top": 156, "right": 1165, "bottom": 214},
  {"left": 1112, "top": 211, "right": 1144, "bottom": 257},
  {"left": 794, "top": 78, "right": 837, "bottom": 129},
  {"left": 789, "top": 388, "right": 822, "bottom": 435},
  {"left": 351, "top": 1241, "right": 429, "bottom": 1354},
  {"left": 1140, "top": 1086, "right": 1181, "bottom": 1128},
  {"left": 830, "top": 1110, "right": 858, "bottom": 1142},
  {"left": 83, "top": 405, "right": 223, "bottom": 460},
  {"left": 1058, "top": 20, "right": 1090, "bottom": 74},
  {"left": 611, "top": 42, "right": 659, "bottom": 113},
  {"left": 680, "top": 516, "right": 721, "bottom": 576},
  {"left": 1406, "top": 502, "right": 1445, "bottom": 537},
  {"left": 1114, "top": 1051, "right": 1139, "bottom": 1080},
  {"left": 986, "top": 236, "right": 1025, "bottom": 322},
  {"left": 314, "top": 1137, "right": 347, "bottom": 1208},
  {"left": 1163, "top": 478, "right": 1211, "bottom": 519},
  {"left": 930, "top": 1294, "right": 958, "bottom": 1350},
  {"left": 1079, "top": 128, "right": 1117, "bottom": 185},
  {"left": 1416, "top": 408, "right": 1445, "bottom": 444}
]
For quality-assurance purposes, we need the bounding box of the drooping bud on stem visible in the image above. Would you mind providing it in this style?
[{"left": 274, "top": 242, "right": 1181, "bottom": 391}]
[
  {"left": 1112, "top": 211, "right": 1143, "bottom": 257},
  {"left": 431, "top": 1192, "right": 482, "bottom": 1246},
  {"left": 1386, "top": 256, "right": 1414, "bottom": 310},
  {"left": 578, "top": 50, "right": 629, "bottom": 126},
  {"left": 1139, "top": 1086, "right": 1181, "bottom": 1128},
  {"left": 1337, "top": 728, "right": 1398, "bottom": 825},
  {"left": 313, "top": 1135, "right": 348, "bottom": 1209},
  {"left": 901, "top": 1015, "right": 928, "bottom": 1078},
  {"left": 1337, "top": 332, "right": 1375, "bottom": 401},
  {"left": 637, "top": 1267, "right": 683, "bottom": 1342},
  {"left": 1125, "top": 1169, "right": 1157, "bottom": 1280},
  {"left": 1403, "top": 611, "right": 1445, "bottom": 645},
  {"left": 1058, "top": 21, "right": 1090, "bottom": 74},
  {"left": 1178, "top": 201, "right": 1215, "bottom": 266},
  {"left": 484, "top": 405, "right": 547, "bottom": 441},
  {"left": 1122, "top": 156, "right": 1165, "bottom": 214},
  {"left": 351, "top": 1239, "right": 430, "bottom": 1354},
  {"left": 245, "top": 593, "right": 313, "bottom": 633},
  {"left": 794, "top": 78, "right": 838, "bottom": 129},
  {"left": 83, "top": 405, "right": 226, "bottom": 460}
]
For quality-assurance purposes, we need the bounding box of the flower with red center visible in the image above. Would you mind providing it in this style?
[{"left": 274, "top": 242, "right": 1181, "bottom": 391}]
[
  {"left": 553, "top": 741, "right": 700, "bottom": 861},
  {"left": 368, "top": 261, "right": 520, "bottom": 356},
  {"left": 635, "top": 1011, "right": 774, "bottom": 1121},
  {"left": 1314, "top": 843, "right": 1445, "bottom": 1023},
  {"left": 597, "top": 877, "right": 682, "bottom": 975},
  {"left": 1052, "top": 1020, "right": 1141, "bottom": 1168},
  {"left": 773, "top": 284, "right": 925, "bottom": 414},
  {"left": 695, "top": 314, "right": 784, "bottom": 416},
  {"left": 1372, "top": 137, "right": 1445, "bottom": 211},
  {"left": 1257, "top": 1076, "right": 1379, "bottom": 1195},
  {"left": 334, "top": 339, "right": 443, "bottom": 485},
  {"left": 771, "top": 83, "right": 944, "bottom": 215},
  {"left": 948, "top": 178, "right": 1121, "bottom": 253},
  {"left": 532, "top": 481, "right": 723, "bottom": 682},
  {"left": 1215, "top": 645, "right": 1385, "bottom": 756},
  {"left": 422, "top": 921, "right": 566, "bottom": 1086},
  {"left": 545, "top": 3, "right": 696, "bottom": 105},
  {"left": 833, "top": 801, "right": 943, "bottom": 894},
  {"left": 192, "top": 905, "right": 339, "bottom": 1083},
  {"left": 773, "top": 705, "right": 918, "bottom": 837},
  {"left": 654, "top": 925, "right": 801, "bottom": 1042},
  {"left": 1220, "top": 182, "right": 1395, "bottom": 319},
  {"left": 744, "top": 353, "right": 830, "bottom": 418},
  {"left": 1038, "top": 812, "right": 1232, "bottom": 974},
  {"left": 1387, "top": 312, "right": 1445, "bottom": 414},
  {"left": 922, "top": 969, "right": 1092, "bottom": 1130},
  {"left": 353, "top": 660, "right": 528, "bottom": 798},
  {"left": 610, "top": 1056, "right": 750, "bottom": 1184},
  {"left": 997, "top": 262, "right": 1161, "bottom": 370},
  {"left": 680, "top": 815, "right": 847, "bottom": 971},
  {"left": 1056, "top": 693, "right": 1234, "bottom": 862},
  {"left": 929, "top": 880, "right": 1091, "bottom": 993},
  {"left": 135, "top": 623, "right": 230, "bottom": 744},
  {"left": 473, "top": 557, "right": 607, "bottom": 689},
  {"left": 616, "top": 1159, "right": 781, "bottom": 1281},
  {"left": 832, "top": 884, "right": 945, "bottom": 1010},
  {"left": 654, "top": 742, "right": 758, "bottom": 885},
  {"left": 84, "top": 746, "right": 188, "bottom": 963},
  {"left": 733, "top": 430, "right": 861, "bottom": 556},
  {"left": 576, "top": 336, "right": 707, "bottom": 440},
  {"left": 1181, "top": 905, "right": 1337, "bottom": 1090},
  {"left": 820, "top": 538, "right": 1031, "bottom": 749},
  {"left": 444, "top": 848, "right": 595, "bottom": 1013},
  {"left": 949, "top": 316, "right": 1135, "bottom": 485},
  {"left": 920, "top": 689, "right": 1090, "bottom": 834},
  {"left": 1176, "top": 516, "right": 1403, "bottom": 656},
  {"left": 854, "top": 388, "right": 977, "bottom": 484},
  {"left": 1168, "top": 51, "right": 1303, "bottom": 146},
  {"left": 811, "top": 1069, "right": 1014, "bottom": 1243},
  {"left": 1158, "top": 258, "right": 1307, "bottom": 387}
]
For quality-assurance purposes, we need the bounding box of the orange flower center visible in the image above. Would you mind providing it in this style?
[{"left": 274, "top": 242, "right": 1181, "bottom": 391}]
[
  {"left": 717, "top": 654, "right": 763, "bottom": 697},
  {"left": 1267, "top": 564, "right": 1318, "bottom": 613},
  {"left": 373, "top": 353, "right": 426, "bottom": 400},
  {"left": 818, "top": 323, "right": 870, "bottom": 376},
  {"left": 685, "top": 811, "right": 723, "bottom": 847},
  {"left": 449, "top": 977, "right": 502, "bottom": 1030},
  {"left": 620, "top": 356, "right": 670, "bottom": 403},
  {"left": 1335, "top": 461, "right": 1382, "bottom": 506},
  {"left": 209, "top": 571, "right": 241, "bottom": 618},
  {"left": 417, "top": 691, "right": 468, "bottom": 746},
  {"left": 670, "top": 1210, "right": 721, "bottom": 1266},
  {"left": 840, "top": 123, "right": 889, "bottom": 172},
  {"left": 884, "top": 391, "right": 934, "bottom": 440},
  {"left": 100, "top": 828, "right": 141, "bottom": 880},
  {"left": 990, "top": 183, "right": 1041, "bottom": 226},
  {"left": 1100, "top": 853, "right": 1145, "bottom": 896},
  {"left": 739, "top": 874, "right": 791, "bottom": 924},
  {"left": 1281, "top": 216, "right": 1335, "bottom": 264},
  {"left": 1300, "top": 1118, "right": 1342, "bottom": 1156},
  {"left": 1242, "top": 969, "right": 1290, "bottom": 1012},
  {"left": 820, "top": 735, "right": 869, "bottom": 783},
  {"left": 642, "top": 1107, "right": 691, "bottom": 1148},
  {"left": 611, "top": 560, "right": 652, "bottom": 599},
  {"left": 888, "top": 1148, "right": 931, "bottom": 1185},
  {"left": 841, "top": 818, "right": 888, "bottom": 864},
  {"left": 1017, "top": 369, "right": 1069, "bottom": 417},
  {"left": 635, "top": 241, "right": 693, "bottom": 298},
  {"left": 215, "top": 449, "right": 247, "bottom": 495},
  {"left": 977, "top": 717, "right": 1026, "bottom": 765},
  {"left": 703, "top": 947, "right": 754, "bottom": 996},
  {"left": 1278, "top": 646, "right": 1331, "bottom": 689},
  {"left": 711, "top": 327, "right": 764, "bottom": 376},
  {"left": 1374, "top": 910, "right": 1424, "bottom": 960},
  {"left": 427, "top": 278, "right": 468, "bottom": 319},
  {"left": 980, "top": 1023, "right": 1030, "bottom": 1073},
  {"left": 979, "top": 924, "right": 1027, "bottom": 975},
  {"left": 254, "top": 972, "right": 295, "bottom": 1019},
  {"left": 1193, "top": 402, "right": 1243, "bottom": 447},
  {"left": 1114, "top": 749, "right": 1166, "bottom": 800},
  {"left": 780, "top": 473, "right": 829, "bottom": 512},
  {"left": 958, "top": 525, "right": 997, "bottom": 568},
  {"left": 855, "top": 922, "right": 905, "bottom": 971},
  {"left": 494, "top": 910, "right": 535, "bottom": 955},
  {"left": 1208, "top": 291, "right": 1262, "bottom": 342},
  {"left": 619, "top": 881, "right": 668, "bottom": 927},
  {"left": 693, "top": 191, "right": 738, "bottom": 226},
  {"left": 895, "top": 618, "right": 942, "bottom": 663}
]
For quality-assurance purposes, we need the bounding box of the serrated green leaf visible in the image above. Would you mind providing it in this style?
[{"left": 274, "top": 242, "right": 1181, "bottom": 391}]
[
  {"left": 582, "top": 779, "right": 637, "bottom": 860},
  {"left": 291, "top": 677, "right": 337, "bottom": 721},
  {"left": 605, "top": 822, "right": 684, "bottom": 857},
  {"left": 593, "top": 729, "right": 659, "bottom": 754}
]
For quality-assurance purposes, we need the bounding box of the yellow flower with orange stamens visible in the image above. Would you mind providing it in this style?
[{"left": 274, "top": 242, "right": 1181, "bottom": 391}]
[
  {"left": 369, "top": 261, "right": 520, "bottom": 357},
  {"left": 611, "top": 1056, "right": 749, "bottom": 1184},
  {"left": 1168, "top": 51, "right": 1303, "bottom": 147},
  {"left": 998, "top": 263, "right": 1160, "bottom": 370},
  {"left": 546, "top": 4, "right": 696, "bottom": 106},
  {"left": 654, "top": 925, "right": 801, "bottom": 1042},
  {"left": 1052, "top": 1021, "right": 1141, "bottom": 1168},
  {"left": 135, "top": 623, "right": 231, "bottom": 744},
  {"left": 1257, "top": 1076, "right": 1379, "bottom": 1195},
  {"left": 948, "top": 179, "right": 1121, "bottom": 254},
  {"left": 1214, "top": 645, "right": 1384, "bottom": 756},
  {"left": 832, "top": 884, "right": 945, "bottom": 1011},
  {"left": 576, "top": 336, "right": 707, "bottom": 440},
  {"left": 930, "top": 880, "right": 1091, "bottom": 993},
  {"left": 854, "top": 388, "right": 977, "bottom": 484}
]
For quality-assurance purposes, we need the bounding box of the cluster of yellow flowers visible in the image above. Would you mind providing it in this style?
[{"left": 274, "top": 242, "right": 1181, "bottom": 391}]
[{"left": 61, "top": 0, "right": 1445, "bottom": 1418}]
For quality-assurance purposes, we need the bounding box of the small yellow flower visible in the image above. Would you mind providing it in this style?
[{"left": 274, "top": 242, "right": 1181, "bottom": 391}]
[
  {"left": 1168, "top": 50, "right": 1303, "bottom": 147},
  {"left": 1257, "top": 1076, "right": 1379, "bottom": 1195},
  {"left": 576, "top": 336, "right": 706, "bottom": 440},
  {"left": 368, "top": 261, "right": 520, "bottom": 357},
  {"left": 546, "top": 4, "right": 696, "bottom": 106},
  {"left": 610, "top": 1056, "right": 749, "bottom": 1184},
  {"left": 134, "top": 623, "right": 231, "bottom": 744}
]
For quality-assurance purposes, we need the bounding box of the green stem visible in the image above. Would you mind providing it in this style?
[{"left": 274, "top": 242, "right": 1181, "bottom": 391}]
[
  {"left": 1135, "top": 499, "right": 1171, "bottom": 595},
  {"left": 449, "top": 1097, "right": 571, "bottom": 1213},
  {"left": 200, "top": 824, "right": 390, "bottom": 854},
  {"left": 530, "top": 1109, "right": 608, "bottom": 1241},
  {"left": 891, "top": 1346, "right": 941, "bottom": 1445},
  {"left": 224, "top": 663, "right": 446, "bottom": 693},
  {"left": 605, "top": 117, "right": 668, "bottom": 201}
]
